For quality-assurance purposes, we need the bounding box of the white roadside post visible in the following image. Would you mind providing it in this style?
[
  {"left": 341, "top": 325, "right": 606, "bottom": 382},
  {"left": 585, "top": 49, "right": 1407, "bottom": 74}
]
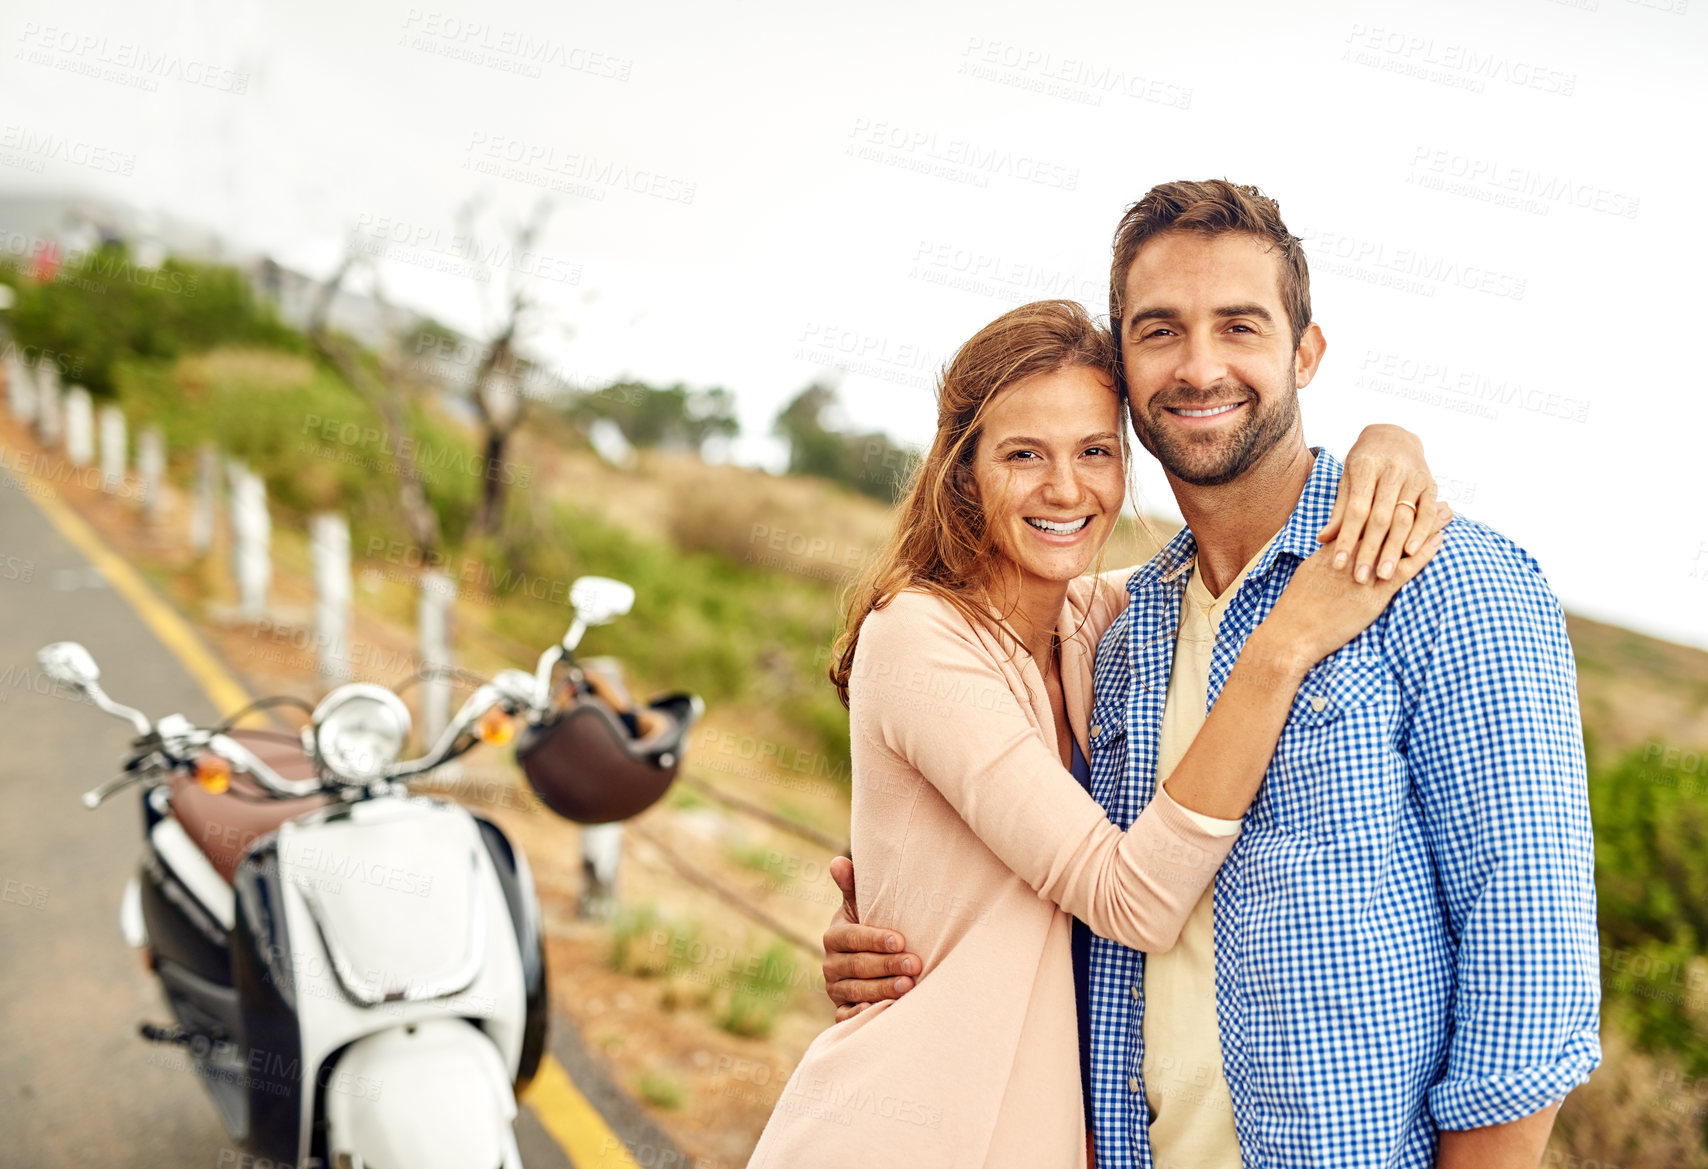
[
  {"left": 229, "top": 461, "right": 271, "bottom": 620},
  {"left": 418, "top": 570, "right": 455, "bottom": 745},
  {"left": 191, "top": 445, "right": 216, "bottom": 554},
  {"left": 579, "top": 822, "right": 625, "bottom": 921},
  {"left": 0, "top": 285, "right": 21, "bottom": 423},
  {"left": 35, "top": 364, "right": 61, "bottom": 447},
  {"left": 64, "top": 386, "right": 94, "bottom": 467},
  {"left": 138, "top": 426, "right": 165, "bottom": 520},
  {"left": 4, "top": 352, "right": 35, "bottom": 423},
  {"left": 98, "top": 404, "right": 126, "bottom": 493},
  {"left": 312, "top": 513, "right": 351, "bottom": 683},
  {"left": 576, "top": 651, "right": 633, "bottom": 919}
]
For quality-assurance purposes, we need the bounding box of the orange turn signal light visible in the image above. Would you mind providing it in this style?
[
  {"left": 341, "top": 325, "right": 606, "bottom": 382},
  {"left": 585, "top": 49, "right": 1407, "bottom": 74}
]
[
  {"left": 195, "top": 755, "right": 232, "bottom": 795},
  {"left": 478, "top": 707, "right": 515, "bottom": 746}
]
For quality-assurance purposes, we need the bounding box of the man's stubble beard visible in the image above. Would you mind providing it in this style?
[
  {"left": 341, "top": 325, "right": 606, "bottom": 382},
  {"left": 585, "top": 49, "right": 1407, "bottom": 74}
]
[{"left": 1129, "top": 370, "right": 1300, "bottom": 488}]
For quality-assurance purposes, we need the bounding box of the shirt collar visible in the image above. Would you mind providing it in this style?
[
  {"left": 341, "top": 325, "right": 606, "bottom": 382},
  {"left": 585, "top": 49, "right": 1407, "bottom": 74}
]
[{"left": 1129, "top": 448, "right": 1343, "bottom": 595}]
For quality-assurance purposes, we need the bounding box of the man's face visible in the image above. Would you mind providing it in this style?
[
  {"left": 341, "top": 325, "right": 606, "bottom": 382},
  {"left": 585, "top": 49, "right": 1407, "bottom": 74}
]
[{"left": 1118, "top": 231, "right": 1320, "bottom": 487}]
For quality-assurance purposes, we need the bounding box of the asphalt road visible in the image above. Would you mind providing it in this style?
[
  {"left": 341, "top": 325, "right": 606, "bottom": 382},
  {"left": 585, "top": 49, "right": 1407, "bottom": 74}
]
[{"left": 0, "top": 466, "right": 584, "bottom": 1168}]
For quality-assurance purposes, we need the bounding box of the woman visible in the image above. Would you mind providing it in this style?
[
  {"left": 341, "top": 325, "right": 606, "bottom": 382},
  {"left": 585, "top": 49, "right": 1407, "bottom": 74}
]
[{"left": 746, "top": 301, "right": 1447, "bottom": 1168}]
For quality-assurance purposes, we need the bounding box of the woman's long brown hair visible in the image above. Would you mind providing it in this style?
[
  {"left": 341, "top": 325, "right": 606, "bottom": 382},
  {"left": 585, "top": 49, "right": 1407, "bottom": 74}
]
[{"left": 829, "top": 299, "right": 1123, "bottom": 708}]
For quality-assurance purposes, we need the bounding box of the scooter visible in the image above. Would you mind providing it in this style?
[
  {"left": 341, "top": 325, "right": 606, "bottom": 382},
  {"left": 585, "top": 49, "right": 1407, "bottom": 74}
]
[{"left": 39, "top": 576, "right": 701, "bottom": 1169}]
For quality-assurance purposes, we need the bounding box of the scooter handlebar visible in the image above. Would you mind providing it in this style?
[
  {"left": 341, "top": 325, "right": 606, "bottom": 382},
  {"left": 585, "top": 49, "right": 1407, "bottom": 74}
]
[
  {"left": 204, "top": 732, "right": 324, "bottom": 799},
  {"left": 54, "top": 607, "right": 621, "bottom": 801},
  {"left": 385, "top": 683, "right": 506, "bottom": 780}
]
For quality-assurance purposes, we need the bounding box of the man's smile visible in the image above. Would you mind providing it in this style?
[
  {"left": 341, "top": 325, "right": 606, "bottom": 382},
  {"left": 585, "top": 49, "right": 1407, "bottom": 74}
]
[
  {"left": 1167, "top": 403, "right": 1242, "bottom": 418},
  {"left": 1157, "top": 400, "right": 1250, "bottom": 430}
]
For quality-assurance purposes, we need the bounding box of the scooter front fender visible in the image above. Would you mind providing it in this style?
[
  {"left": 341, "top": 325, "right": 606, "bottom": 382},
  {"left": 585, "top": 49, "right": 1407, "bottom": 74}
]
[{"left": 323, "top": 1017, "right": 521, "bottom": 1168}]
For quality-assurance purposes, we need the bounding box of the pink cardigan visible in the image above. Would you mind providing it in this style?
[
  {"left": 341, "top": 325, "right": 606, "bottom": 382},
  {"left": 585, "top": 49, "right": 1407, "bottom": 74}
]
[{"left": 747, "top": 574, "right": 1240, "bottom": 1168}]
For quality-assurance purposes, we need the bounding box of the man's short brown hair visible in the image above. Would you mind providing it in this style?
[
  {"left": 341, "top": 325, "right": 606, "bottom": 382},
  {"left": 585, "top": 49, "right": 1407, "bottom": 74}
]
[{"left": 1108, "top": 179, "right": 1312, "bottom": 351}]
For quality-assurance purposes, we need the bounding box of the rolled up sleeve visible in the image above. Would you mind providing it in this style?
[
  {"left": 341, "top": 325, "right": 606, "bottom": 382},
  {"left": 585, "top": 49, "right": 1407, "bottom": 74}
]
[{"left": 1394, "top": 525, "right": 1603, "bottom": 1129}]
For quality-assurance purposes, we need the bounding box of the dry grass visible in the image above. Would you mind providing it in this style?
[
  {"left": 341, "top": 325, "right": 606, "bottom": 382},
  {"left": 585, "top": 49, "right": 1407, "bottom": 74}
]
[
  {"left": 176, "top": 348, "right": 316, "bottom": 393},
  {"left": 508, "top": 424, "right": 1182, "bottom": 591},
  {"left": 1568, "top": 612, "right": 1708, "bottom": 760},
  {"left": 1551, "top": 1020, "right": 1708, "bottom": 1168},
  {"left": 508, "top": 433, "right": 897, "bottom": 585}
]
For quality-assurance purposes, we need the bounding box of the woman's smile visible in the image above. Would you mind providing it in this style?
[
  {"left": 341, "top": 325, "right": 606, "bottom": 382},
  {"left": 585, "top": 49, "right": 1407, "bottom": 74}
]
[{"left": 1024, "top": 516, "right": 1093, "bottom": 537}]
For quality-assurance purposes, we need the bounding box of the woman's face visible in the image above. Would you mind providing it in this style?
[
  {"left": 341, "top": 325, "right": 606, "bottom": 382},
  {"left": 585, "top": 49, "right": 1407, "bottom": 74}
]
[{"left": 971, "top": 362, "right": 1126, "bottom": 596}]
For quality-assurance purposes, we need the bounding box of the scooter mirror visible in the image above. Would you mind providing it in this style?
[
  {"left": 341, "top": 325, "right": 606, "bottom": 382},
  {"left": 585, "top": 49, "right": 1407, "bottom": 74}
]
[
  {"left": 37, "top": 641, "right": 101, "bottom": 692},
  {"left": 568, "top": 577, "right": 635, "bottom": 629}
]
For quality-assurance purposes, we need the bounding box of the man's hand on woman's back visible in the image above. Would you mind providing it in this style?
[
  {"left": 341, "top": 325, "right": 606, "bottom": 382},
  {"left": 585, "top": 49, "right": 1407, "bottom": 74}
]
[{"left": 821, "top": 857, "right": 921, "bottom": 1021}]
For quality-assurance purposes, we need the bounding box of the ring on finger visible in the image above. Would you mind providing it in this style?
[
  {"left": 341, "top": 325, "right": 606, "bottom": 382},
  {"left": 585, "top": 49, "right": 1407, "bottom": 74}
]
[{"left": 1394, "top": 499, "right": 1419, "bottom": 515}]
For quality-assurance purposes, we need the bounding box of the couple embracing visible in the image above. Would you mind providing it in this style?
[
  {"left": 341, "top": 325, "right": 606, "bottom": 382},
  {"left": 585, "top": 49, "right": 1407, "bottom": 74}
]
[{"left": 748, "top": 180, "right": 1600, "bottom": 1168}]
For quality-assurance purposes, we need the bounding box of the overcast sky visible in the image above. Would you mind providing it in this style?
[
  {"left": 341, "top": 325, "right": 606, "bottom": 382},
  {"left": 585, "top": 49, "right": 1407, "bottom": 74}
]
[{"left": 2, "top": 0, "right": 1703, "bottom": 649}]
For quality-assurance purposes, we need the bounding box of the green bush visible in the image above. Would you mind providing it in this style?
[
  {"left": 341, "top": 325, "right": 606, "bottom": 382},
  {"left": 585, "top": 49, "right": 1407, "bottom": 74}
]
[
  {"left": 717, "top": 941, "right": 799, "bottom": 1039},
  {"left": 2, "top": 247, "right": 300, "bottom": 397},
  {"left": 636, "top": 1069, "right": 686, "bottom": 1110},
  {"left": 1589, "top": 743, "right": 1708, "bottom": 1080},
  {"left": 608, "top": 904, "right": 698, "bottom": 979}
]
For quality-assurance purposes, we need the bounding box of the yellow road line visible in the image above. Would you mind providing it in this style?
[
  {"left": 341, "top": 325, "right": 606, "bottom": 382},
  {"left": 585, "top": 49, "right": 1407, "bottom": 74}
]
[
  {"left": 4, "top": 446, "right": 257, "bottom": 721},
  {"left": 525, "top": 1055, "right": 643, "bottom": 1168},
  {"left": 6, "top": 444, "right": 625, "bottom": 1167}
]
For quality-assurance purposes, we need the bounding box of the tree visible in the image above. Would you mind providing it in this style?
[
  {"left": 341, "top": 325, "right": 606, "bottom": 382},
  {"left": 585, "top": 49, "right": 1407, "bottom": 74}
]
[
  {"left": 772, "top": 381, "right": 911, "bottom": 502},
  {"left": 566, "top": 380, "right": 739, "bottom": 455}
]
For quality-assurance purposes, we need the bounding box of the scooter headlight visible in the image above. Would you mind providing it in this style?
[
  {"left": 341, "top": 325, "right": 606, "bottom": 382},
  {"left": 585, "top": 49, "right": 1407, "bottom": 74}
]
[{"left": 311, "top": 684, "right": 412, "bottom": 783}]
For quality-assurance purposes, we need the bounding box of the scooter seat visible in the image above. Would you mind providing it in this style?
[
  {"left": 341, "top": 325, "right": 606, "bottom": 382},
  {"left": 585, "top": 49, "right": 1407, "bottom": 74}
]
[{"left": 169, "top": 730, "right": 332, "bottom": 883}]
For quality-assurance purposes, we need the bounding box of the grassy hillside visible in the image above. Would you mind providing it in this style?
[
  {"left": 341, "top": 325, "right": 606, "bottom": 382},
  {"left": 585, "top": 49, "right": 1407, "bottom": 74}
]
[{"left": 1571, "top": 612, "right": 1708, "bottom": 761}]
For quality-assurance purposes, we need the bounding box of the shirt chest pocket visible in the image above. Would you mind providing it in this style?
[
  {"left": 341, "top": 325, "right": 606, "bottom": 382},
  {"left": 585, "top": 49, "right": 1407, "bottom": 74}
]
[
  {"left": 1259, "top": 656, "right": 1400, "bottom": 840},
  {"left": 1086, "top": 700, "right": 1133, "bottom": 813}
]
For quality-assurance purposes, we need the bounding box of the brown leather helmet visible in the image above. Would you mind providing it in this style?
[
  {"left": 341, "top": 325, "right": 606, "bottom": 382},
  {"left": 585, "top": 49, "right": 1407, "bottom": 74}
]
[{"left": 515, "top": 693, "right": 700, "bottom": 823}]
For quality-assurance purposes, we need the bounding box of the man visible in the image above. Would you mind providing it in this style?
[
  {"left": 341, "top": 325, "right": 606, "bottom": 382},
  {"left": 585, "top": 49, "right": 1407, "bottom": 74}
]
[{"left": 822, "top": 180, "right": 1600, "bottom": 1166}]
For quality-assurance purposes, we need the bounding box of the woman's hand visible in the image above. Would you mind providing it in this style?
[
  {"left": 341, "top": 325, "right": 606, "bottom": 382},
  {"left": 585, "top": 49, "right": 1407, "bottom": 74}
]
[
  {"left": 1318, "top": 424, "right": 1439, "bottom": 584},
  {"left": 1259, "top": 503, "right": 1451, "bottom": 671}
]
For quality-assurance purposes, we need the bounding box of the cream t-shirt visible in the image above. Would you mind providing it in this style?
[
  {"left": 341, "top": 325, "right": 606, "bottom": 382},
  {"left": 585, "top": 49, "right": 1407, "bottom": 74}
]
[{"left": 1142, "top": 538, "right": 1275, "bottom": 1169}]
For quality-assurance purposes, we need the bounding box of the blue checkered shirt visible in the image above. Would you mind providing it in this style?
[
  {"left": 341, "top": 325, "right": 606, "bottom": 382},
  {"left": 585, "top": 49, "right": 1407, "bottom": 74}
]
[{"left": 1085, "top": 450, "right": 1601, "bottom": 1167}]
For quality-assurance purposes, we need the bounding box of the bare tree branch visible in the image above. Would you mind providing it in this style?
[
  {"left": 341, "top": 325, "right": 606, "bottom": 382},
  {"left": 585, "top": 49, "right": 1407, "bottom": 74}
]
[
  {"left": 308, "top": 196, "right": 565, "bottom": 551},
  {"left": 307, "top": 246, "right": 442, "bottom": 558},
  {"left": 466, "top": 195, "right": 556, "bottom": 537}
]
